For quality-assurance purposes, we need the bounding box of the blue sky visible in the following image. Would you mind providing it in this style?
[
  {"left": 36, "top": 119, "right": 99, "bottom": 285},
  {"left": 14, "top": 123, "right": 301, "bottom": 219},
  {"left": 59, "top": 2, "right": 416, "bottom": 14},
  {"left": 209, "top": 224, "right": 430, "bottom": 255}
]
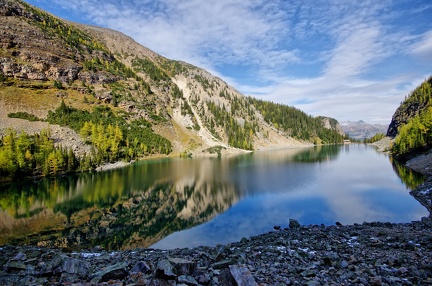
[{"left": 26, "top": 0, "right": 432, "bottom": 124}]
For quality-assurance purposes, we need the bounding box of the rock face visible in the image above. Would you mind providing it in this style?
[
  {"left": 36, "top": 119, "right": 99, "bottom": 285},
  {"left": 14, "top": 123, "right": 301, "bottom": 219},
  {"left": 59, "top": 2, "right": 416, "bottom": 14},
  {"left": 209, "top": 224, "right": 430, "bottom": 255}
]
[
  {"left": 319, "top": 116, "right": 345, "bottom": 135},
  {"left": 386, "top": 100, "right": 426, "bottom": 138},
  {"left": 0, "top": 0, "right": 113, "bottom": 85}
]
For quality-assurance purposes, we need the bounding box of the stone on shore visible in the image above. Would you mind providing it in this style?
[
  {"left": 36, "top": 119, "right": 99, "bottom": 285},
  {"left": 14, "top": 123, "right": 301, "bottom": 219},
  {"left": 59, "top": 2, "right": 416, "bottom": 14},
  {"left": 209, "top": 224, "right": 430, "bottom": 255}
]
[
  {"left": 289, "top": 218, "right": 301, "bottom": 228},
  {"left": 229, "top": 264, "right": 258, "bottom": 286},
  {"left": 1, "top": 218, "right": 432, "bottom": 285}
]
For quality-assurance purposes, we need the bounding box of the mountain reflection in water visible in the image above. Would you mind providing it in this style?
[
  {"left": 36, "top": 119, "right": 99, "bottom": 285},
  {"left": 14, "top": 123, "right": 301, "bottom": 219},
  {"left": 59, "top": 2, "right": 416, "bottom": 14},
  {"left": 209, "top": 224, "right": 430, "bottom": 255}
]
[{"left": 0, "top": 145, "right": 427, "bottom": 250}]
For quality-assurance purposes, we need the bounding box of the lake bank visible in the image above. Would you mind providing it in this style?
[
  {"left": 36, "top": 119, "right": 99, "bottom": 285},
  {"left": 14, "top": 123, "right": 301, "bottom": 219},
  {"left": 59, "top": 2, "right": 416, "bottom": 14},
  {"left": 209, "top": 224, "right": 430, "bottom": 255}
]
[
  {"left": 1, "top": 144, "right": 431, "bottom": 285},
  {"left": 1, "top": 214, "right": 431, "bottom": 285},
  {"left": 1, "top": 174, "right": 431, "bottom": 285}
]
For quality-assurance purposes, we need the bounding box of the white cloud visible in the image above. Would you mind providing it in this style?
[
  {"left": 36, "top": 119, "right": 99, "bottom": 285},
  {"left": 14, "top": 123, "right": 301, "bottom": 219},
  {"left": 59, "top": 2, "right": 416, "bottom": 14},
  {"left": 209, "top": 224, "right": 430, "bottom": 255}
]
[
  {"left": 411, "top": 30, "right": 432, "bottom": 61},
  {"left": 31, "top": 0, "right": 432, "bottom": 124}
]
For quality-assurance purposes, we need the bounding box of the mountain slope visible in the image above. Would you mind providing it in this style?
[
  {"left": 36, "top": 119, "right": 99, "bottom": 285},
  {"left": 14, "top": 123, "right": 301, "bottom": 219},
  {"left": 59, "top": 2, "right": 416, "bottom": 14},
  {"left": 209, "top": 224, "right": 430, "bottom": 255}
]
[
  {"left": 387, "top": 76, "right": 432, "bottom": 138},
  {"left": 0, "top": 0, "right": 344, "bottom": 167},
  {"left": 388, "top": 76, "right": 432, "bottom": 161}
]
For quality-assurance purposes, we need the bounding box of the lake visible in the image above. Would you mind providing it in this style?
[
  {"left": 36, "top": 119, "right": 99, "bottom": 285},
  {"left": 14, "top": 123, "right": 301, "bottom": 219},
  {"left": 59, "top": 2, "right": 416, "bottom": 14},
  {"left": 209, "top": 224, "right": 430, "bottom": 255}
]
[{"left": 0, "top": 144, "right": 427, "bottom": 250}]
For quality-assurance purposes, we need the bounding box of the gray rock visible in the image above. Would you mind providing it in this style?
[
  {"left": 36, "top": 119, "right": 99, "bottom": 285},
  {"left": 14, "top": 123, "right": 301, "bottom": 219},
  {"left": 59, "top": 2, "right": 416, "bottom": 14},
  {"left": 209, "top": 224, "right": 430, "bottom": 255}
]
[
  {"left": 168, "top": 257, "right": 196, "bottom": 276},
  {"left": 155, "top": 259, "right": 176, "bottom": 279},
  {"left": 91, "top": 262, "right": 128, "bottom": 283},
  {"left": 12, "top": 252, "right": 26, "bottom": 261},
  {"left": 7, "top": 261, "right": 27, "bottom": 271},
  {"left": 61, "top": 256, "right": 89, "bottom": 276},
  {"left": 289, "top": 219, "right": 301, "bottom": 228},
  {"left": 177, "top": 275, "right": 198, "bottom": 286},
  {"left": 149, "top": 277, "right": 177, "bottom": 286},
  {"left": 40, "top": 254, "right": 64, "bottom": 275},
  {"left": 212, "top": 259, "right": 233, "bottom": 269},
  {"left": 229, "top": 264, "right": 258, "bottom": 286},
  {"left": 340, "top": 260, "right": 349, "bottom": 268},
  {"left": 131, "top": 260, "right": 151, "bottom": 274},
  {"left": 196, "top": 273, "right": 212, "bottom": 284}
]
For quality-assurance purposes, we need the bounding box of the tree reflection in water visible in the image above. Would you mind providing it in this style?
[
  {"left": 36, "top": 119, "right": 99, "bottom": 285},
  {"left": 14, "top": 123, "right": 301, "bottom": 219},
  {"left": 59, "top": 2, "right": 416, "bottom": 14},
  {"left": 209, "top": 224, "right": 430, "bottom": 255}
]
[{"left": 0, "top": 145, "right": 427, "bottom": 250}]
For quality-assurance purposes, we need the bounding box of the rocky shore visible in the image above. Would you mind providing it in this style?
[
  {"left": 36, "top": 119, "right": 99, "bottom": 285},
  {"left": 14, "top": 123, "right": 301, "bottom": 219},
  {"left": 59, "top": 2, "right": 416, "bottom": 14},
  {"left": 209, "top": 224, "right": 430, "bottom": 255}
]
[
  {"left": 1, "top": 177, "right": 431, "bottom": 286},
  {"left": 1, "top": 216, "right": 431, "bottom": 286},
  {"left": 1, "top": 142, "right": 432, "bottom": 285}
]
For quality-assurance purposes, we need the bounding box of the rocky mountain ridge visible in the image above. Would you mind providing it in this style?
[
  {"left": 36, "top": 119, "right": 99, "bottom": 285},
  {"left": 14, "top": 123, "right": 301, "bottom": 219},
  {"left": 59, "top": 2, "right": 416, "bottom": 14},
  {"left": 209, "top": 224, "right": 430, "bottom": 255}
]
[
  {"left": 0, "top": 0, "right": 343, "bottom": 162},
  {"left": 341, "top": 120, "right": 387, "bottom": 140}
]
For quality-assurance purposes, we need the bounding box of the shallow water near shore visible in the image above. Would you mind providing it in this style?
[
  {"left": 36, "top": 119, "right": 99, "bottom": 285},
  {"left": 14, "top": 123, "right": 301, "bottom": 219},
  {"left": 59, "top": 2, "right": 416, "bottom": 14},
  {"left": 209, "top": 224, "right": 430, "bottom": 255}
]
[{"left": 0, "top": 144, "right": 428, "bottom": 250}]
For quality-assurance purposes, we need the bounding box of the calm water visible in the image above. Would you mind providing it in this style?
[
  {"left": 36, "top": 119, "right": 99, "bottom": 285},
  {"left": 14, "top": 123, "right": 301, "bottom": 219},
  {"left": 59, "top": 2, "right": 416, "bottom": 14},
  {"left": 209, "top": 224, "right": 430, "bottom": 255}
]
[{"left": 0, "top": 144, "right": 427, "bottom": 250}]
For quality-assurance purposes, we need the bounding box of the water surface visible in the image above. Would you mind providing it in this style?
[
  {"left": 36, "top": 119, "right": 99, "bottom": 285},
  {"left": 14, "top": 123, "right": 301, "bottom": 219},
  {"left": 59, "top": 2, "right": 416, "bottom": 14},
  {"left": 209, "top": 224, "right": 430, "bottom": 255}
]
[{"left": 0, "top": 144, "right": 427, "bottom": 250}]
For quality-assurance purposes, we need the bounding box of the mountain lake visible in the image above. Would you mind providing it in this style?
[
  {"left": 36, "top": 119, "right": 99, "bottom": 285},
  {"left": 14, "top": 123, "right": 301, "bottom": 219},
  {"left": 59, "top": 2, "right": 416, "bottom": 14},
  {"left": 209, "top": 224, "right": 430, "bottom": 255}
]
[{"left": 0, "top": 144, "right": 428, "bottom": 250}]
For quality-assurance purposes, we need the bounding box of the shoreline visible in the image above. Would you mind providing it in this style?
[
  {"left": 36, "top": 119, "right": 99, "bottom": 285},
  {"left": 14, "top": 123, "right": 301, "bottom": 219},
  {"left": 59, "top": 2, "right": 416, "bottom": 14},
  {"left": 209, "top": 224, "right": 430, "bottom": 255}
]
[
  {"left": 1, "top": 142, "right": 432, "bottom": 285},
  {"left": 1, "top": 213, "right": 431, "bottom": 285}
]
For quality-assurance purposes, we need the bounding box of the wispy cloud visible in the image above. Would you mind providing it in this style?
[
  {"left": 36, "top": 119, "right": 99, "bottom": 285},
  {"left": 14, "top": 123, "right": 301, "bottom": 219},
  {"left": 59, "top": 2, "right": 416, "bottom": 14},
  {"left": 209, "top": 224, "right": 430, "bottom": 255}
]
[
  {"left": 30, "top": 0, "right": 432, "bottom": 123},
  {"left": 411, "top": 30, "right": 432, "bottom": 61}
]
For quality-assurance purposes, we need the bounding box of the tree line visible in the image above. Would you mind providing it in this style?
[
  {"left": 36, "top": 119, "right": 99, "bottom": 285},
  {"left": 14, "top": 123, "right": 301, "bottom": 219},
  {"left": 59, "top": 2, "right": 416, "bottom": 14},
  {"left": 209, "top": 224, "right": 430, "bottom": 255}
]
[
  {"left": 47, "top": 101, "right": 172, "bottom": 163},
  {"left": 0, "top": 101, "right": 173, "bottom": 180},
  {"left": 248, "top": 97, "right": 344, "bottom": 144},
  {"left": 205, "top": 101, "right": 254, "bottom": 150},
  {"left": 392, "top": 107, "right": 432, "bottom": 155},
  {"left": 0, "top": 129, "right": 78, "bottom": 180}
]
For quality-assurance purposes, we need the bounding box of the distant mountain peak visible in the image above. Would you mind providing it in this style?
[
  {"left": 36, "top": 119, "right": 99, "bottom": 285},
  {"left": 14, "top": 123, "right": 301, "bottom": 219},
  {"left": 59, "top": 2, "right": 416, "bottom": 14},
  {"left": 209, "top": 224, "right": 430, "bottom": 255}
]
[{"left": 341, "top": 120, "right": 387, "bottom": 140}]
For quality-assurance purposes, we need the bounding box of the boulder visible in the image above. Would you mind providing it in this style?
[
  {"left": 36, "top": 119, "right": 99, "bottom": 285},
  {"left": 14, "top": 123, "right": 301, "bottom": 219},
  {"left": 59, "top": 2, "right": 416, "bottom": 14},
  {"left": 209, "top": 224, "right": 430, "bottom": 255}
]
[
  {"left": 229, "top": 265, "right": 258, "bottom": 286},
  {"left": 155, "top": 259, "right": 176, "bottom": 279},
  {"left": 289, "top": 219, "right": 301, "bottom": 228}
]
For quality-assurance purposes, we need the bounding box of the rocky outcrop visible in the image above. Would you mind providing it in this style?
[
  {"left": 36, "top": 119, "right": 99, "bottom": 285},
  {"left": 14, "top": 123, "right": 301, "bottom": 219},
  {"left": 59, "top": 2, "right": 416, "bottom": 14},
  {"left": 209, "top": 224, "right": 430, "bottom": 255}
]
[
  {"left": 0, "top": 57, "right": 82, "bottom": 83},
  {"left": 386, "top": 76, "right": 432, "bottom": 138},
  {"left": 319, "top": 116, "right": 345, "bottom": 135},
  {"left": 387, "top": 100, "right": 425, "bottom": 138}
]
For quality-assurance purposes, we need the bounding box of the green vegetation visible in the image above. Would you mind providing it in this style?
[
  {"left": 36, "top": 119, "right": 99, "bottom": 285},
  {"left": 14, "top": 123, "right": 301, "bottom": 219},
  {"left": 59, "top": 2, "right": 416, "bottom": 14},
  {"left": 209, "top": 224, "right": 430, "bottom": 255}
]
[
  {"left": 19, "top": 0, "right": 107, "bottom": 53},
  {"left": 194, "top": 74, "right": 215, "bottom": 91},
  {"left": 364, "top": 133, "right": 385, "bottom": 144},
  {"left": 248, "top": 97, "right": 344, "bottom": 144},
  {"left": 8, "top": 112, "right": 41, "bottom": 122},
  {"left": 392, "top": 107, "right": 432, "bottom": 155},
  {"left": 0, "top": 129, "right": 78, "bottom": 179},
  {"left": 391, "top": 77, "right": 432, "bottom": 156},
  {"left": 47, "top": 101, "right": 172, "bottom": 163},
  {"left": 203, "top": 145, "right": 226, "bottom": 158},
  {"left": 171, "top": 84, "right": 184, "bottom": 99},
  {"left": 132, "top": 58, "right": 170, "bottom": 82},
  {"left": 83, "top": 57, "right": 136, "bottom": 79},
  {"left": 159, "top": 59, "right": 189, "bottom": 77},
  {"left": 206, "top": 101, "right": 254, "bottom": 150},
  {"left": 399, "top": 76, "right": 432, "bottom": 108},
  {"left": 53, "top": 80, "right": 63, "bottom": 89}
]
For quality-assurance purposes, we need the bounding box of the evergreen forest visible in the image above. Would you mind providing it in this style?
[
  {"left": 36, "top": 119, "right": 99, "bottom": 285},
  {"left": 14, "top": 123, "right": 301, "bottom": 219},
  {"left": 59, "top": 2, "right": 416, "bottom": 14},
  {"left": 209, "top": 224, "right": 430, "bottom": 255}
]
[
  {"left": 248, "top": 97, "right": 344, "bottom": 144},
  {"left": 391, "top": 77, "right": 432, "bottom": 156}
]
